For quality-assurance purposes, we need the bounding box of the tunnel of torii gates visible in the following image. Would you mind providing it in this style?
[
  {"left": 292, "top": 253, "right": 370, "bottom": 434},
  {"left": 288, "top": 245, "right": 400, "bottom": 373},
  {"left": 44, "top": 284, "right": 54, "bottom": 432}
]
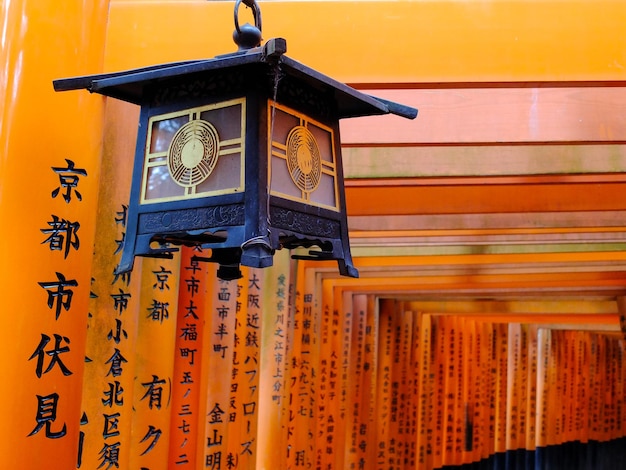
[{"left": 2, "top": 1, "right": 626, "bottom": 469}]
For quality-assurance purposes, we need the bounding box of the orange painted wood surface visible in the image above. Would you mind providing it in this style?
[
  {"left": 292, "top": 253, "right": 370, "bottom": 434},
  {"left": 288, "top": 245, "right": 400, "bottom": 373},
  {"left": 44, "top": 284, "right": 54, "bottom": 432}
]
[
  {"left": 343, "top": 144, "right": 626, "bottom": 179},
  {"left": 345, "top": 178, "right": 626, "bottom": 216},
  {"left": 130, "top": 257, "right": 179, "bottom": 470},
  {"left": 341, "top": 87, "right": 626, "bottom": 145},
  {"left": 257, "top": 250, "right": 292, "bottom": 470},
  {"left": 200, "top": 266, "right": 238, "bottom": 470},
  {"left": 105, "top": 1, "right": 626, "bottom": 84},
  {"left": 0, "top": 1, "right": 109, "bottom": 468},
  {"left": 5, "top": 0, "right": 626, "bottom": 468},
  {"left": 166, "top": 250, "right": 202, "bottom": 469},
  {"left": 77, "top": 97, "right": 138, "bottom": 470},
  {"left": 348, "top": 211, "right": 626, "bottom": 234}
]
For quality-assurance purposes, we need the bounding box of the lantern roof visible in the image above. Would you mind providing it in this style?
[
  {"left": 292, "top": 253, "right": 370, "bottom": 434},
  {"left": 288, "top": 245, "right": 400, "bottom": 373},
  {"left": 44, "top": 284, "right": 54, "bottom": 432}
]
[{"left": 53, "top": 38, "right": 417, "bottom": 121}]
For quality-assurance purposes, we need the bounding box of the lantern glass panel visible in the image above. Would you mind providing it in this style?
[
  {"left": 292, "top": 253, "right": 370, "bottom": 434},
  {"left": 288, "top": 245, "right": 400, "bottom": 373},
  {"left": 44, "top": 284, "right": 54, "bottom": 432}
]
[
  {"left": 141, "top": 98, "right": 246, "bottom": 204},
  {"left": 269, "top": 101, "right": 339, "bottom": 212},
  {"left": 150, "top": 115, "right": 189, "bottom": 152}
]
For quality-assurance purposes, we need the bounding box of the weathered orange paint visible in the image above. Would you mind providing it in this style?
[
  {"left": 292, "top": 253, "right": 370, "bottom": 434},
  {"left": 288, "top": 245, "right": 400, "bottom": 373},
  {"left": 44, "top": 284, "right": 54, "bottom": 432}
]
[
  {"left": 340, "top": 87, "right": 626, "bottom": 145},
  {"left": 343, "top": 144, "right": 626, "bottom": 180},
  {"left": 78, "top": 98, "right": 139, "bottom": 470}
]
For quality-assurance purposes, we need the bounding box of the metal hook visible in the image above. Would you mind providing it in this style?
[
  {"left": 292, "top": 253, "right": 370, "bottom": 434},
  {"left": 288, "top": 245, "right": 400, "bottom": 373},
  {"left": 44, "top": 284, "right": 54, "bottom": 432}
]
[{"left": 233, "top": 0, "right": 262, "bottom": 50}]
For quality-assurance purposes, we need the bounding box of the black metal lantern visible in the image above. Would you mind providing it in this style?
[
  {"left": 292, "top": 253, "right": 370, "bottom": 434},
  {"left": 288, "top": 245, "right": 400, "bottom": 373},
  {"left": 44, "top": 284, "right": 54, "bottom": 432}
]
[{"left": 54, "top": 1, "right": 416, "bottom": 280}]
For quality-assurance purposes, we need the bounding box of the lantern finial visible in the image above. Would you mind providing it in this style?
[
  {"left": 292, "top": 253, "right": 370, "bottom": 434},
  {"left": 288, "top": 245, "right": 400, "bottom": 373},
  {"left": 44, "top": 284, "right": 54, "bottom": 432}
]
[{"left": 233, "top": 0, "right": 262, "bottom": 51}]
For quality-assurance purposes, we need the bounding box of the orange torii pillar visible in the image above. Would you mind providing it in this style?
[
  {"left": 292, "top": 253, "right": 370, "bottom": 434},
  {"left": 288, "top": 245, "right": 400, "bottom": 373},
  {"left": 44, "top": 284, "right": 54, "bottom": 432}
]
[{"left": 0, "top": 1, "right": 109, "bottom": 468}]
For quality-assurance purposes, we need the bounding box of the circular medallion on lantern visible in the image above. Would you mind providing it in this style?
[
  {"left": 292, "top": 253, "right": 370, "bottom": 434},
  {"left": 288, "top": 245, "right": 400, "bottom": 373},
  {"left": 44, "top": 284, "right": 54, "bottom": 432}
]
[
  {"left": 286, "top": 125, "right": 322, "bottom": 193},
  {"left": 168, "top": 119, "right": 220, "bottom": 187}
]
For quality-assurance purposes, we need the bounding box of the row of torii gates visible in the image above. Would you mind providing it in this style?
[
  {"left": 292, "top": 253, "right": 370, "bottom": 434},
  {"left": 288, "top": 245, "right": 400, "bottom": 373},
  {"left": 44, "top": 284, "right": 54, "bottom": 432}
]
[{"left": 2, "top": 1, "right": 626, "bottom": 469}]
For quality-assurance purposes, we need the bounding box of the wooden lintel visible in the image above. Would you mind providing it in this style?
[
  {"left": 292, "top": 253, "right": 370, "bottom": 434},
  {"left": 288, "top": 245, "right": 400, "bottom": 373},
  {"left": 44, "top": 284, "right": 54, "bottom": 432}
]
[
  {"left": 342, "top": 144, "right": 626, "bottom": 179},
  {"left": 340, "top": 87, "right": 626, "bottom": 145},
  {"left": 345, "top": 180, "right": 626, "bottom": 216}
]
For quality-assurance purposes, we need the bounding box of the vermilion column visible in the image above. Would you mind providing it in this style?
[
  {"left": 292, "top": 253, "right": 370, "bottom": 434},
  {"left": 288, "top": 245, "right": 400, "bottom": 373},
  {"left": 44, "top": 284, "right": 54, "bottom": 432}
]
[{"left": 0, "top": 1, "right": 108, "bottom": 468}]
